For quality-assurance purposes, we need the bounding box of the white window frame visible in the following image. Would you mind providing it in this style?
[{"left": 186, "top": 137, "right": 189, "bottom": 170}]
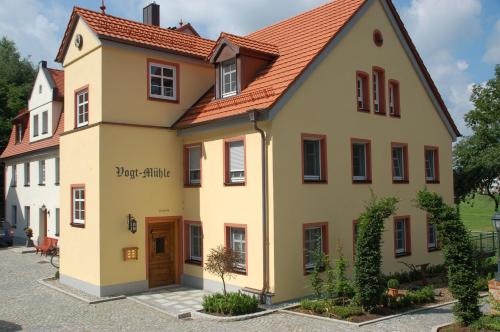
[
  {"left": 189, "top": 224, "right": 202, "bottom": 262},
  {"left": 228, "top": 140, "right": 245, "bottom": 183},
  {"left": 149, "top": 62, "right": 177, "bottom": 101},
  {"left": 229, "top": 227, "right": 246, "bottom": 272},
  {"left": 389, "top": 84, "right": 395, "bottom": 115},
  {"left": 41, "top": 111, "right": 48, "bottom": 134},
  {"left": 304, "top": 226, "right": 323, "bottom": 270},
  {"left": 39, "top": 160, "right": 45, "bottom": 185},
  {"left": 395, "top": 219, "right": 406, "bottom": 254},
  {"left": 373, "top": 71, "right": 380, "bottom": 113},
  {"left": 33, "top": 114, "right": 39, "bottom": 137},
  {"left": 24, "top": 162, "right": 30, "bottom": 186},
  {"left": 16, "top": 124, "right": 23, "bottom": 143},
  {"left": 72, "top": 187, "right": 85, "bottom": 225},
  {"left": 303, "top": 138, "right": 322, "bottom": 181},
  {"left": 357, "top": 76, "right": 364, "bottom": 109},
  {"left": 221, "top": 59, "right": 237, "bottom": 98},
  {"left": 188, "top": 146, "right": 201, "bottom": 185},
  {"left": 392, "top": 146, "right": 405, "bottom": 181},
  {"left": 352, "top": 143, "right": 367, "bottom": 181},
  {"left": 76, "top": 90, "right": 89, "bottom": 127},
  {"left": 425, "top": 149, "right": 436, "bottom": 181}
]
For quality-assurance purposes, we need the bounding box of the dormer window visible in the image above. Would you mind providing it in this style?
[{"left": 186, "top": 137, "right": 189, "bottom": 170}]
[
  {"left": 221, "top": 58, "right": 237, "bottom": 98},
  {"left": 16, "top": 124, "right": 23, "bottom": 143}
]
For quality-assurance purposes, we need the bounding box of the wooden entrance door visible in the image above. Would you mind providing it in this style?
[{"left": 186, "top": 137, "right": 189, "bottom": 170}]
[{"left": 148, "top": 221, "right": 176, "bottom": 288}]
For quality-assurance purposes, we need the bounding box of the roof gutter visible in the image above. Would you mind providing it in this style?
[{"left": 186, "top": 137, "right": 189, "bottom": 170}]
[{"left": 248, "top": 109, "right": 270, "bottom": 304}]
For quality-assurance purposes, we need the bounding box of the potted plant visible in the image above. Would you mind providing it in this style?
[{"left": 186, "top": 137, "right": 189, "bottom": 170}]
[
  {"left": 24, "top": 227, "right": 34, "bottom": 247},
  {"left": 387, "top": 278, "right": 400, "bottom": 297}
]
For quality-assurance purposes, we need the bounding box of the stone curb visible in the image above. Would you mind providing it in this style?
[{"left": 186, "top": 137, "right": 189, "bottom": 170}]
[
  {"left": 431, "top": 322, "right": 452, "bottom": 332},
  {"left": 191, "top": 308, "right": 276, "bottom": 322},
  {"left": 126, "top": 296, "right": 192, "bottom": 319},
  {"left": 38, "top": 277, "right": 126, "bottom": 304}
]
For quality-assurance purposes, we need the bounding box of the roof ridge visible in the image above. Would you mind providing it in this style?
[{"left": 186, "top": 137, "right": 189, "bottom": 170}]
[
  {"left": 220, "top": 32, "right": 278, "bottom": 47},
  {"left": 74, "top": 6, "right": 215, "bottom": 44}
]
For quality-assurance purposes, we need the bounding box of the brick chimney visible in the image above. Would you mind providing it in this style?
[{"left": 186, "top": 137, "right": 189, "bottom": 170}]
[{"left": 143, "top": 2, "right": 160, "bottom": 26}]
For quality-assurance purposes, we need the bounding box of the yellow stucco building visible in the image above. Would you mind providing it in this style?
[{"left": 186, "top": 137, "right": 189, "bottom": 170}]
[{"left": 55, "top": 0, "right": 460, "bottom": 303}]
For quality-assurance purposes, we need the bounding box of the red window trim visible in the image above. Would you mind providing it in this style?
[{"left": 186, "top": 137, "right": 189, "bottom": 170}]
[
  {"left": 355, "top": 71, "right": 370, "bottom": 113},
  {"left": 424, "top": 146, "right": 440, "bottom": 184},
  {"left": 388, "top": 79, "right": 401, "bottom": 118},
  {"left": 372, "top": 66, "right": 386, "bottom": 115},
  {"left": 184, "top": 220, "right": 203, "bottom": 266},
  {"left": 183, "top": 143, "right": 202, "bottom": 188},
  {"left": 391, "top": 142, "right": 409, "bottom": 184},
  {"left": 393, "top": 216, "right": 411, "bottom": 257},
  {"left": 224, "top": 223, "right": 248, "bottom": 275},
  {"left": 352, "top": 219, "right": 359, "bottom": 260},
  {"left": 302, "top": 222, "right": 329, "bottom": 275},
  {"left": 74, "top": 85, "right": 89, "bottom": 129},
  {"left": 223, "top": 136, "right": 246, "bottom": 186},
  {"left": 426, "top": 215, "right": 440, "bottom": 252},
  {"left": 351, "top": 138, "right": 372, "bottom": 184},
  {"left": 301, "top": 133, "right": 328, "bottom": 184},
  {"left": 70, "top": 184, "right": 85, "bottom": 228},
  {"left": 146, "top": 58, "right": 180, "bottom": 104},
  {"left": 373, "top": 29, "right": 384, "bottom": 47}
]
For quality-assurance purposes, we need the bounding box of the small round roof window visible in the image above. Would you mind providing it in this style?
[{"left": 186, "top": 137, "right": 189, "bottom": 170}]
[{"left": 373, "top": 29, "right": 383, "bottom": 47}]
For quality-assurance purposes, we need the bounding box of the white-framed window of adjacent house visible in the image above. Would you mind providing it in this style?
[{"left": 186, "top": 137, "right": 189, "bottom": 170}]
[
  {"left": 388, "top": 80, "right": 400, "bottom": 117},
  {"left": 356, "top": 71, "right": 369, "bottom": 112},
  {"left": 76, "top": 88, "right": 89, "bottom": 128},
  {"left": 148, "top": 61, "right": 177, "bottom": 101},
  {"left": 394, "top": 217, "right": 411, "bottom": 256},
  {"left": 11, "top": 165, "right": 16, "bottom": 187},
  {"left": 225, "top": 139, "right": 245, "bottom": 184},
  {"left": 304, "top": 226, "right": 322, "bottom": 271},
  {"left": 11, "top": 205, "right": 17, "bottom": 227},
  {"left": 33, "top": 114, "right": 39, "bottom": 137},
  {"left": 55, "top": 157, "right": 60, "bottom": 185},
  {"left": 24, "top": 206, "right": 30, "bottom": 227},
  {"left": 372, "top": 67, "right": 385, "bottom": 114},
  {"left": 24, "top": 162, "right": 30, "bottom": 186},
  {"left": 427, "top": 219, "right": 438, "bottom": 251},
  {"left": 38, "top": 160, "right": 45, "bottom": 185},
  {"left": 352, "top": 140, "right": 371, "bottom": 183},
  {"left": 189, "top": 223, "right": 202, "bottom": 262},
  {"left": 71, "top": 186, "right": 85, "bottom": 226},
  {"left": 41, "top": 111, "right": 48, "bottom": 134},
  {"left": 16, "top": 123, "right": 23, "bottom": 143},
  {"left": 302, "top": 135, "right": 327, "bottom": 183},
  {"left": 221, "top": 58, "right": 237, "bottom": 98},
  {"left": 186, "top": 145, "right": 201, "bottom": 186},
  {"left": 226, "top": 225, "right": 246, "bottom": 273},
  {"left": 55, "top": 208, "right": 60, "bottom": 236},
  {"left": 391, "top": 144, "right": 408, "bottom": 182},
  {"left": 425, "top": 147, "right": 439, "bottom": 183}
]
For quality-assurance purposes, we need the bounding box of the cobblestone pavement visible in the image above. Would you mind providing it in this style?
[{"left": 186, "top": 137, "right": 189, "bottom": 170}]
[{"left": 1, "top": 247, "right": 455, "bottom": 331}]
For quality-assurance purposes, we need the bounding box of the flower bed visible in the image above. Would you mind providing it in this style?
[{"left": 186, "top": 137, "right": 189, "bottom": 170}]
[
  {"left": 201, "top": 292, "right": 260, "bottom": 317},
  {"left": 438, "top": 315, "right": 500, "bottom": 331}
]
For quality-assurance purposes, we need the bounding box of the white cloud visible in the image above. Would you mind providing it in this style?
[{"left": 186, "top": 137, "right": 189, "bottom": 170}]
[
  {"left": 483, "top": 19, "right": 500, "bottom": 64},
  {"left": 401, "top": 0, "right": 483, "bottom": 136}
]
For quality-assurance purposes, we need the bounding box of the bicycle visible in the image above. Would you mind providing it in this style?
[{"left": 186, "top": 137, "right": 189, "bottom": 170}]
[{"left": 49, "top": 246, "right": 59, "bottom": 269}]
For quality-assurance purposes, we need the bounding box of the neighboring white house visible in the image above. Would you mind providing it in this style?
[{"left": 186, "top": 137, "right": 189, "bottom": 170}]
[{"left": 1, "top": 61, "right": 64, "bottom": 245}]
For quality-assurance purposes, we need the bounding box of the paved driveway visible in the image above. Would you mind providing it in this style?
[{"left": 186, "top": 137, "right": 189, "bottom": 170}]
[{"left": 0, "top": 248, "right": 455, "bottom": 331}]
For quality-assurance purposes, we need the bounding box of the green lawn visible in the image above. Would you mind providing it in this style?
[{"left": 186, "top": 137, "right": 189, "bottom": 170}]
[{"left": 460, "top": 194, "right": 497, "bottom": 232}]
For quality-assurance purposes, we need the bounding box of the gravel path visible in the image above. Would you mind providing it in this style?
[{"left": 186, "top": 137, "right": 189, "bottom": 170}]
[{"left": 0, "top": 247, "right": 456, "bottom": 331}]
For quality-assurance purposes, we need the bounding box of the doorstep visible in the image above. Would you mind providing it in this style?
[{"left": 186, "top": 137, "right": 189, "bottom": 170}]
[{"left": 128, "top": 285, "right": 210, "bottom": 319}]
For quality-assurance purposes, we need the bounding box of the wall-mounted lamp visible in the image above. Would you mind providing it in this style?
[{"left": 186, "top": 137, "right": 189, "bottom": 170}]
[{"left": 128, "top": 214, "right": 137, "bottom": 234}]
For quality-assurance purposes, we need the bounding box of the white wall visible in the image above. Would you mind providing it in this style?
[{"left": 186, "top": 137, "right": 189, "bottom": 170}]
[{"left": 4, "top": 149, "right": 60, "bottom": 245}]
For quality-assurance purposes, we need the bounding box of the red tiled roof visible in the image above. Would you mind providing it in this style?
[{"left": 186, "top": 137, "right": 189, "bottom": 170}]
[
  {"left": 48, "top": 69, "right": 64, "bottom": 100},
  {"left": 207, "top": 32, "right": 280, "bottom": 61},
  {"left": 0, "top": 112, "right": 64, "bottom": 159},
  {"left": 175, "top": 0, "right": 366, "bottom": 128},
  {"left": 13, "top": 108, "right": 29, "bottom": 120},
  {"left": 55, "top": 7, "right": 216, "bottom": 62}
]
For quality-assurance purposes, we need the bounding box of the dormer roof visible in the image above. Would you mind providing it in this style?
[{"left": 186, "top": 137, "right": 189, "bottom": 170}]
[{"left": 207, "top": 32, "right": 279, "bottom": 63}]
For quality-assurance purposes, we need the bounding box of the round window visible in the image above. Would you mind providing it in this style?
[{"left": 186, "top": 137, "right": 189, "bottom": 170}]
[{"left": 373, "top": 29, "right": 383, "bottom": 47}]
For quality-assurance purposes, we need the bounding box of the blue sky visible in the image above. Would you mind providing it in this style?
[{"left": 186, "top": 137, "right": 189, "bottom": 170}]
[{"left": 0, "top": 0, "right": 499, "bottom": 135}]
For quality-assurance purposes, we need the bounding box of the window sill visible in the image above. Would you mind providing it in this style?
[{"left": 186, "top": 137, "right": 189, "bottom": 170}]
[
  {"left": 54, "top": 183, "right": 60, "bottom": 186},
  {"left": 24, "top": 184, "right": 30, "bottom": 187},
  {"left": 38, "top": 184, "right": 46, "bottom": 186},
  {"left": 184, "top": 259, "right": 202, "bottom": 266},
  {"left": 389, "top": 114, "right": 401, "bottom": 118},
  {"left": 357, "top": 108, "right": 370, "bottom": 113},
  {"left": 184, "top": 184, "right": 201, "bottom": 188},
  {"left": 392, "top": 179, "right": 409, "bottom": 184},
  {"left": 224, "top": 182, "right": 246, "bottom": 186},
  {"left": 304, "top": 265, "right": 326, "bottom": 275},
  {"left": 426, "top": 180, "right": 440, "bottom": 184},
  {"left": 303, "top": 179, "right": 328, "bottom": 184},
  {"left": 148, "top": 95, "right": 179, "bottom": 104},
  {"left": 352, "top": 179, "right": 372, "bottom": 184},
  {"left": 395, "top": 252, "right": 411, "bottom": 258},
  {"left": 374, "top": 111, "right": 387, "bottom": 116},
  {"left": 41, "top": 132, "right": 48, "bottom": 135},
  {"left": 55, "top": 234, "right": 60, "bottom": 237},
  {"left": 427, "top": 247, "right": 440, "bottom": 252},
  {"left": 232, "top": 269, "right": 247, "bottom": 276},
  {"left": 70, "top": 223, "right": 85, "bottom": 228}
]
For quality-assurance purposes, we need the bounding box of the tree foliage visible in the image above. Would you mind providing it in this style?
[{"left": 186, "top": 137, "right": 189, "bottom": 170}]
[
  {"left": 204, "top": 245, "right": 239, "bottom": 295},
  {"left": 0, "top": 37, "right": 36, "bottom": 150},
  {"left": 454, "top": 65, "right": 500, "bottom": 211},
  {"left": 353, "top": 195, "right": 398, "bottom": 312},
  {"left": 416, "top": 189, "right": 480, "bottom": 325}
]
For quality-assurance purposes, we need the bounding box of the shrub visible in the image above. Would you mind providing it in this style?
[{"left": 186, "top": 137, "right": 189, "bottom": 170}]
[
  {"left": 299, "top": 299, "right": 362, "bottom": 319},
  {"left": 300, "top": 299, "right": 329, "bottom": 314},
  {"left": 309, "top": 245, "right": 327, "bottom": 298},
  {"left": 416, "top": 190, "right": 481, "bottom": 325},
  {"left": 202, "top": 292, "right": 259, "bottom": 316},
  {"left": 387, "top": 279, "right": 400, "bottom": 289},
  {"left": 330, "top": 305, "right": 363, "bottom": 319},
  {"left": 470, "top": 315, "right": 500, "bottom": 331},
  {"left": 383, "top": 286, "right": 435, "bottom": 309},
  {"left": 354, "top": 195, "right": 398, "bottom": 312}
]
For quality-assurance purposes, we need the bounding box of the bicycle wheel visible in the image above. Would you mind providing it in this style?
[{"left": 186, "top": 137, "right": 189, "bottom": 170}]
[{"left": 50, "top": 251, "right": 60, "bottom": 269}]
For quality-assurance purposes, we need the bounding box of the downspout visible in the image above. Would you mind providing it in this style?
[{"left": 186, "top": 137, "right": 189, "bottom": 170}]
[{"left": 248, "top": 110, "right": 269, "bottom": 304}]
